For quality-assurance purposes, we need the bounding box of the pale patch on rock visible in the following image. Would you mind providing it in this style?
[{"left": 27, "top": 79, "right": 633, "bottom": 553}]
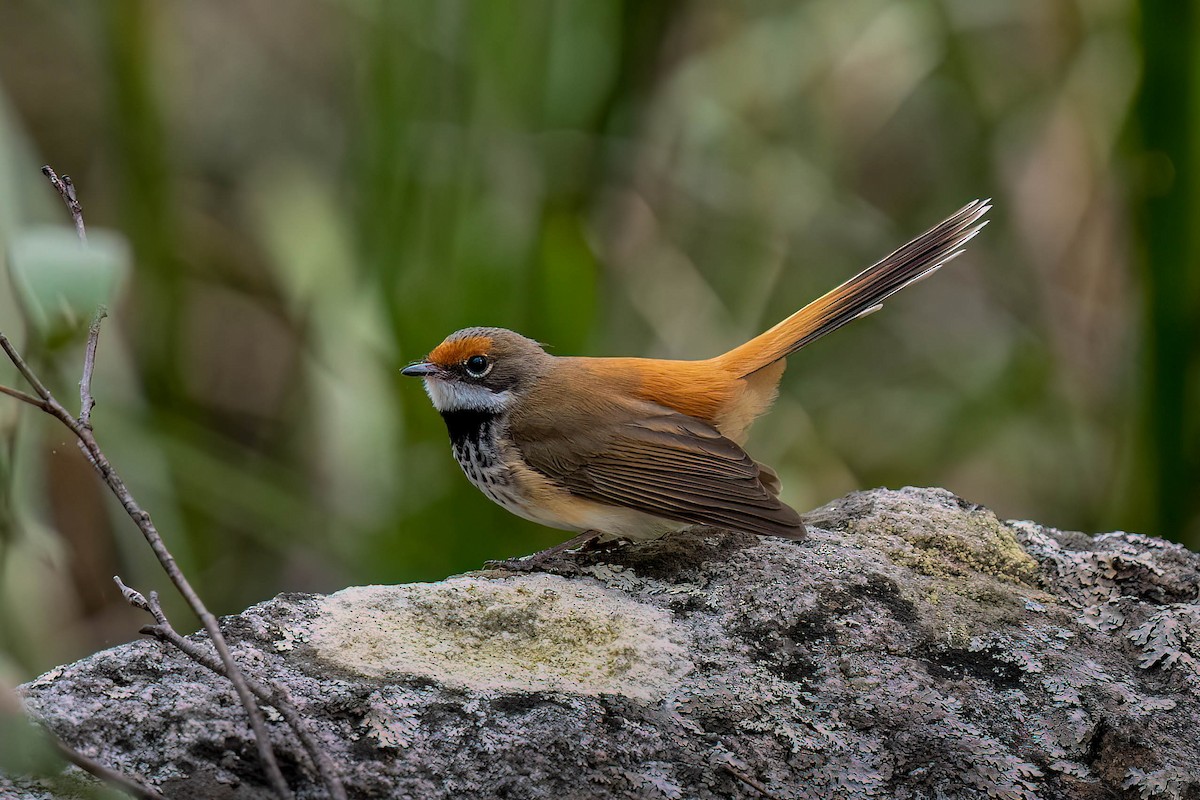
[{"left": 307, "top": 574, "right": 693, "bottom": 699}]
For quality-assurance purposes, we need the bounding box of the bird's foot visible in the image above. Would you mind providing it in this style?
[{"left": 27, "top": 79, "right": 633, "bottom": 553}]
[
  {"left": 577, "top": 536, "right": 628, "bottom": 554},
  {"left": 484, "top": 531, "right": 608, "bottom": 573}
]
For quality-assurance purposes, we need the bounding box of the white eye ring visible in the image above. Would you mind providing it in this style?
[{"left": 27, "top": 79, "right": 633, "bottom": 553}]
[{"left": 464, "top": 355, "right": 492, "bottom": 378}]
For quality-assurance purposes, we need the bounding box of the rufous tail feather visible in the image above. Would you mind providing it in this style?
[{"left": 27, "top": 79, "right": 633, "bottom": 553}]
[{"left": 716, "top": 199, "right": 991, "bottom": 378}]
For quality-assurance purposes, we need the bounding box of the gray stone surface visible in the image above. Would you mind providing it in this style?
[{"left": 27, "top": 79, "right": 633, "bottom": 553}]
[{"left": 6, "top": 487, "right": 1200, "bottom": 799}]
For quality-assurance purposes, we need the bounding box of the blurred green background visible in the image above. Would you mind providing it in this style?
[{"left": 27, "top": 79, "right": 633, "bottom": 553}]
[{"left": 0, "top": 0, "right": 1196, "bottom": 681}]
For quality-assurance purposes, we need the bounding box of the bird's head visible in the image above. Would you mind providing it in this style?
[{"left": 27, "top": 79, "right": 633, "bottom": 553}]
[{"left": 401, "top": 327, "right": 550, "bottom": 414}]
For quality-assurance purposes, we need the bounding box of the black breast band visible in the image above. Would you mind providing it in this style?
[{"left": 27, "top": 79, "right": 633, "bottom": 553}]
[{"left": 440, "top": 409, "right": 497, "bottom": 448}]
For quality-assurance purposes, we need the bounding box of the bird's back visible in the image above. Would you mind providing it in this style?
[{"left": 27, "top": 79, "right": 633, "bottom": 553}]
[{"left": 531, "top": 355, "right": 782, "bottom": 445}]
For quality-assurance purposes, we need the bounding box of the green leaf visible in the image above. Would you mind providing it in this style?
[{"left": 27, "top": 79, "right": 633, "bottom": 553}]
[{"left": 7, "top": 225, "right": 129, "bottom": 349}]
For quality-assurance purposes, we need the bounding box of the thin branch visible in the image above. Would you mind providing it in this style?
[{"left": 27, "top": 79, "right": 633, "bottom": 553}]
[
  {"left": 114, "top": 576, "right": 151, "bottom": 611},
  {"left": 18, "top": 170, "right": 158, "bottom": 800},
  {"left": 79, "top": 308, "right": 106, "bottom": 429},
  {"left": 116, "top": 579, "right": 347, "bottom": 800},
  {"left": 51, "top": 739, "right": 166, "bottom": 800},
  {"left": 0, "top": 368, "right": 298, "bottom": 799},
  {"left": 41, "top": 165, "right": 87, "bottom": 244},
  {"left": 70, "top": 406, "right": 291, "bottom": 797},
  {"left": 0, "top": 383, "right": 51, "bottom": 411},
  {"left": 0, "top": 335, "right": 59, "bottom": 408},
  {"left": 9, "top": 166, "right": 296, "bottom": 797}
]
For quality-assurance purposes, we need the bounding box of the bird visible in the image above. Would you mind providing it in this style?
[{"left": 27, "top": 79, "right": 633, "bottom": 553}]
[{"left": 401, "top": 200, "right": 990, "bottom": 557}]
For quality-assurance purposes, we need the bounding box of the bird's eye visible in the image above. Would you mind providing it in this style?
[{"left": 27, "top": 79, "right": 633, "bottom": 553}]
[{"left": 464, "top": 355, "right": 491, "bottom": 377}]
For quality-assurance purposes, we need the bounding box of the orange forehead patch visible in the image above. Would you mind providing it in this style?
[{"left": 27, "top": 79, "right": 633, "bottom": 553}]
[{"left": 427, "top": 336, "right": 493, "bottom": 366}]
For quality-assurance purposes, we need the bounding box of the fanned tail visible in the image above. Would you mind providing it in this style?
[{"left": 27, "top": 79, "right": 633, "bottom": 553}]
[{"left": 716, "top": 199, "right": 991, "bottom": 377}]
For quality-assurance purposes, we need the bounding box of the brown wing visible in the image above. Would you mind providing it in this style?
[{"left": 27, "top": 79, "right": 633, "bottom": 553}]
[{"left": 513, "top": 402, "right": 806, "bottom": 540}]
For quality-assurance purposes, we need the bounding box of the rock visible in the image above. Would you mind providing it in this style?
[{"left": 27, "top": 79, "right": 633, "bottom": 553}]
[{"left": 6, "top": 487, "right": 1200, "bottom": 799}]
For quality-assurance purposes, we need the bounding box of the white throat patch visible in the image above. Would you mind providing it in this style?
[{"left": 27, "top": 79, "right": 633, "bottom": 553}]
[{"left": 424, "top": 378, "right": 512, "bottom": 413}]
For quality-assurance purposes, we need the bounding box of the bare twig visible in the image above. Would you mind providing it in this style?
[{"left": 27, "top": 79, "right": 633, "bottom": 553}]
[
  {"left": 41, "top": 165, "right": 87, "bottom": 244},
  {"left": 78, "top": 308, "right": 106, "bottom": 429},
  {"left": 51, "top": 739, "right": 167, "bottom": 800},
  {"left": 0, "top": 331, "right": 292, "bottom": 799},
  {"left": 0, "top": 335, "right": 59, "bottom": 408},
  {"left": 0, "top": 383, "right": 51, "bottom": 411},
  {"left": 720, "top": 763, "right": 781, "bottom": 800},
  {"left": 115, "top": 579, "right": 347, "bottom": 800},
  {"left": 4, "top": 167, "right": 296, "bottom": 798},
  {"left": 114, "top": 576, "right": 151, "bottom": 611}
]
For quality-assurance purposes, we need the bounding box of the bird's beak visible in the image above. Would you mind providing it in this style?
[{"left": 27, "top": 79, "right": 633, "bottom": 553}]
[{"left": 401, "top": 361, "right": 440, "bottom": 378}]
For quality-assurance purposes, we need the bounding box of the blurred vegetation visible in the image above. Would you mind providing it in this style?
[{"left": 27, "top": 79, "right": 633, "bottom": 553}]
[{"left": 0, "top": 0, "right": 1195, "bottom": 681}]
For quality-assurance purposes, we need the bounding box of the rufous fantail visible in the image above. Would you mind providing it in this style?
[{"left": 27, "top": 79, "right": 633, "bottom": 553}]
[{"left": 402, "top": 200, "right": 989, "bottom": 550}]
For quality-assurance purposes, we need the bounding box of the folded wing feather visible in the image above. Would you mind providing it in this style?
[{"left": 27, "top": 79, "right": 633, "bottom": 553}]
[{"left": 513, "top": 402, "right": 806, "bottom": 540}]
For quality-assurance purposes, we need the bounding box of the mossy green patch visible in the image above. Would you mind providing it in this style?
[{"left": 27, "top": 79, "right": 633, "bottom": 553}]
[
  {"left": 836, "top": 492, "right": 1037, "bottom": 584},
  {"left": 887, "top": 521, "right": 1036, "bottom": 584}
]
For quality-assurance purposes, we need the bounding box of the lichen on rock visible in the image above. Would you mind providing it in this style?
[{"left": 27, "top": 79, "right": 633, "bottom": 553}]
[{"left": 307, "top": 574, "right": 692, "bottom": 698}]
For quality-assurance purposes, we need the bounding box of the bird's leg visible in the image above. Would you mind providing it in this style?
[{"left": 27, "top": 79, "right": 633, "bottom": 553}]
[{"left": 485, "top": 530, "right": 604, "bottom": 573}]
